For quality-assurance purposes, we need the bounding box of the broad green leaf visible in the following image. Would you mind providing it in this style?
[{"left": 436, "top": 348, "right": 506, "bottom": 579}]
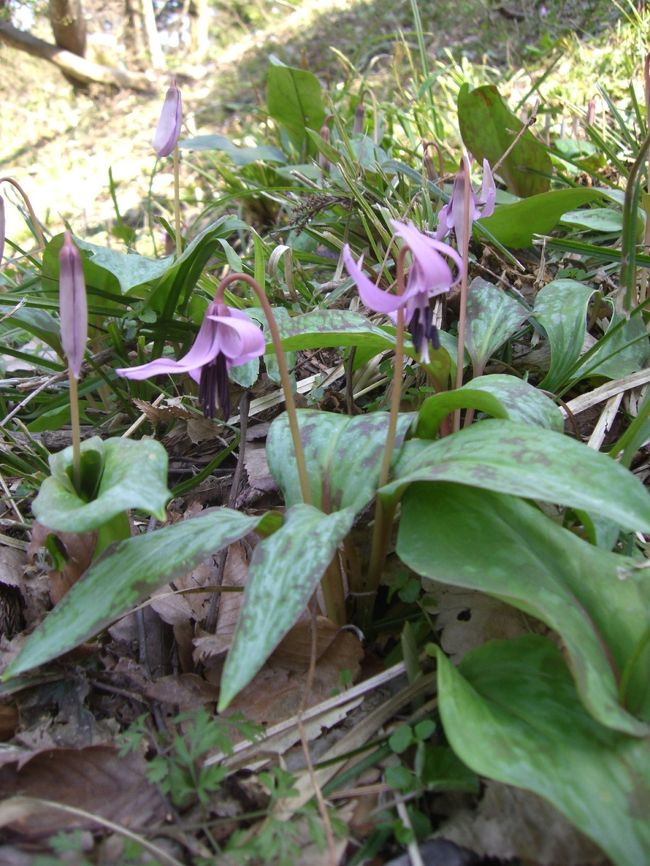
[
  {"left": 464, "top": 278, "right": 527, "bottom": 374},
  {"left": 436, "top": 636, "right": 650, "bottom": 866},
  {"left": 6, "top": 308, "right": 63, "bottom": 355},
  {"left": 561, "top": 207, "right": 625, "bottom": 233},
  {"left": 416, "top": 389, "right": 508, "bottom": 439},
  {"left": 179, "top": 134, "right": 286, "bottom": 165},
  {"left": 33, "top": 437, "right": 171, "bottom": 532},
  {"left": 398, "top": 483, "right": 650, "bottom": 734},
  {"left": 457, "top": 84, "right": 551, "bottom": 197},
  {"left": 267, "top": 409, "right": 415, "bottom": 511},
  {"left": 461, "top": 374, "right": 564, "bottom": 431},
  {"left": 274, "top": 309, "right": 396, "bottom": 354},
  {"left": 535, "top": 279, "right": 595, "bottom": 391},
  {"left": 3, "top": 508, "right": 277, "bottom": 679},
  {"left": 478, "top": 188, "right": 604, "bottom": 247},
  {"left": 382, "top": 419, "right": 650, "bottom": 532},
  {"left": 266, "top": 62, "right": 325, "bottom": 154},
  {"left": 571, "top": 309, "right": 650, "bottom": 382},
  {"left": 218, "top": 504, "right": 355, "bottom": 709}
]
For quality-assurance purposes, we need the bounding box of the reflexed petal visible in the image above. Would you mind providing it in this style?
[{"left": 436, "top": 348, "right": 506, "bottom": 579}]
[
  {"left": 435, "top": 201, "right": 452, "bottom": 240},
  {"left": 206, "top": 308, "right": 266, "bottom": 366},
  {"left": 478, "top": 158, "right": 496, "bottom": 216},
  {"left": 153, "top": 80, "right": 182, "bottom": 158},
  {"left": 59, "top": 232, "right": 88, "bottom": 380},
  {"left": 391, "top": 220, "right": 463, "bottom": 297},
  {"left": 343, "top": 245, "right": 404, "bottom": 314},
  {"left": 116, "top": 314, "right": 220, "bottom": 381}
]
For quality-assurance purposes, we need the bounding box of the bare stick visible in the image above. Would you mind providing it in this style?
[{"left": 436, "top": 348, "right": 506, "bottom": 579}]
[{"left": 453, "top": 159, "right": 472, "bottom": 433}]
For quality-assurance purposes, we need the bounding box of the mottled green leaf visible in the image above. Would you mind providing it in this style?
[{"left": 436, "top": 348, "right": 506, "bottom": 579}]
[
  {"left": 274, "top": 309, "right": 396, "bottom": 354},
  {"left": 33, "top": 437, "right": 171, "bottom": 533},
  {"left": 437, "top": 636, "right": 650, "bottom": 866},
  {"left": 534, "top": 279, "right": 595, "bottom": 391},
  {"left": 398, "top": 483, "right": 650, "bottom": 733},
  {"left": 572, "top": 309, "right": 649, "bottom": 382},
  {"left": 458, "top": 84, "right": 551, "bottom": 197},
  {"left": 3, "top": 509, "right": 276, "bottom": 679},
  {"left": 218, "top": 504, "right": 355, "bottom": 709},
  {"left": 464, "top": 278, "right": 527, "bottom": 374},
  {"left": 267, "top": 409, "right": 414, "bottom": 511},
  {"left": 461, "top": 374, "right": 564, "bottom": 431},
  {"left": 416, "top": 389, "right": 508, "bottom": 439},
  {"left": 478, "top": 188, "right": 604, "bottom": 247},
  {"left": 382, "top": 419, "right": 650, "bottom": 532}
]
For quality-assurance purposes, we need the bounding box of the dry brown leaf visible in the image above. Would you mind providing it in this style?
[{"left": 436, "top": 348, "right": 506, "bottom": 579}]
[
  {"left": 0, "top": 746, "right": 166, "bottom": 838},
  {"left": 243, "top": 442, "right": 277, "bottom": 493},
  {"left": 226, "top": 628, "right": 363, "bottom": 724},
  {"left": 437, "top": 781, "right": 610, "bottom": 866},
  {"left": 425, "top": 581, "right": 543, "bottom": 662},
  {"left": 193, "top": 542, "right": 248, "bottom": 663},
  {"left": 143, "top": 673, "right": 220, "bottom": 709},
  {"left": 28, "top": 521, "right": 97, "bottom": 604},
  {"left": 149, "top": 586, "right": 194, "bottom": 626}
]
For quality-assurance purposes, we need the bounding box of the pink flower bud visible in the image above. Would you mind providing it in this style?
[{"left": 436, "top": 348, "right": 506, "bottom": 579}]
[
  {"left": 153, "top": 79, "right": 182, "bottom": 158},
  {"left": 59, "top": 232, "right": 88, "bottom": 380}
]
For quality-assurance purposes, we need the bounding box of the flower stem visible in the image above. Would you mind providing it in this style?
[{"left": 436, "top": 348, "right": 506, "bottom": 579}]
[
  {"left": 172, "top": 146, "right": 182, "bottom": 257},
  {"left": 0, "top": 176, "right": 46, "bottom": 251},
  {"left": 216, "top": 273, "right": 312, "bottom": 506},
  {"left": 453, "top": 158, "right": 472, "bottom": 433},
  {"left": 68, "top": 369, "right": 82, "bottom": 494},
  {"left": 358, "top": 246, "right": 408, "bottom": 627}
]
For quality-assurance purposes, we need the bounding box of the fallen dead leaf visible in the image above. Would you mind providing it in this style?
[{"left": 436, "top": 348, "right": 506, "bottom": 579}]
[
  {"left": 28, "top": 521, "right": 97, "bottom": 604},
  {"left": 425, "top": 581, "right": 544, "bottom": 662},
  {"left": 0, "top": 745, "right": 167, "bottom": 838},
  {"left": 193, "top": 541, "right": 248, "bottom": 663},
  {"left": 436, "top": 781, "right": 609, "bottom": 866}
]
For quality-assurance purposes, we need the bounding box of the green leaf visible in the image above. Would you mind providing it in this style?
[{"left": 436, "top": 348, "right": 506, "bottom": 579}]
[
  {"left": 561, "top": 207, "right": 625, "bottom": 233},
  {"left": 4, "top": 508, "right": 276, "bottom": 679},
  {"left": 416, "top": 389, "right": 509, "bottom": 439},
  {"left": 478, "top": 188, "right": 604, "bottom": 247},
  {"left": 534, "top": 279, "right": 595, "bottom": 391},
  {"left": 267, "top": 409, "right": 414, "bottom": 512},
  {"left": 398, "top": 483, "right": 650, "bottom": 734},
  {"left": 382, "top": 419, "right": 650, "bottom": 532},
  {"left": 457, "top": 84, "right": 551, "bottom": 197},
  {"left": 571, "top": 308, "right": 650, "bottom": 382},
  {"left": 218, "top": 504, "right": 355, "bottom": 709},
  {"left": 32, "top": 437, "right": 171, "bottom": 532},
  {"left": 179, "top": 134, "right": 286, "bottom": 165},
  {"left": 275, "top": 309, "right": 396, "bottom": 353},
  {"left": 460, "top": 374, "right": 564, "bottom": 431},
  {"left": 266, "top": 62, "right": 325, "bottom": 153},
  {"left": 464, "top": 278, "right": 527, "bottom": 373},
  {"left": 436, "top": 636, "right": 650, "bottom": 866}
]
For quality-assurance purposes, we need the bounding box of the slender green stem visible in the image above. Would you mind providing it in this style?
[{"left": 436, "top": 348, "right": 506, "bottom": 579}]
[
  {"left": 620, "top": 129, "right": 650, "bottom": 313},
  {"left": 454, "top": 158, "right": 472, "bottom": 433},
  {"left": 68, "top": 369, "right": 82, "bottom": 494},
  {"left": 172, "top": 146, "right": 182, "bottom": 256},
  {"left": 360, "top": 247, "right": 408, "bottom": 626},
  {"left": 216, "top": 273, "right": 312, "bottom": 506}
]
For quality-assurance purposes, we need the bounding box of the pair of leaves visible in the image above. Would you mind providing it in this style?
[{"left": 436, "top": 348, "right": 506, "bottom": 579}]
[
  {"left": 399, "top": 482, "right": 650, "bottom": 734},
  {"left": 32, "top": 436, "right": 170, "bottom": 533},
  {"left": 437, "top": 635, "right": 650, "bottom": 866}
]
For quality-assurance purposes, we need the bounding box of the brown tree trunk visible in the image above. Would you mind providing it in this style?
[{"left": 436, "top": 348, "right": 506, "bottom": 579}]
[
  {"left": 189, "top": 0, "right": 208, "bottom": 59},
  {"left": 49, "top": 0, "right": 87, "bottom": 56},
  {"left": 0, "top": 21, "right": 153, "bottom": 90},
  {"left": 140, "top": 0, "right": 165, "bottom": 70}
]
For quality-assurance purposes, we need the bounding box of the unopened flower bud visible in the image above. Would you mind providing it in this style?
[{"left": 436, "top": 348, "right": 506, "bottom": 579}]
[
  {"left": 153, "top": 79, "right": 182, "bottom": 158},
  {"left": 59, "top": 232, "right": 88, "bottom": 380}
]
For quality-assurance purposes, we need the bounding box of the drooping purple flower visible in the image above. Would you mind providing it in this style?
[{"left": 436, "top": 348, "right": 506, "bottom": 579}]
[
  {"left": 116, "top": 303, "right": 265, "bottom": 419},
  {"left": 59, "top": 232, "right": 88, "bottom": 380},
  {"left": 153, "top": 79, "right": 182, "bottom": 158},
  {"left": 343, "top": 220, "right": 463, "bottom": 363},
  {"left": 435, "top": 156, "right": 496, "bottom": 250}
]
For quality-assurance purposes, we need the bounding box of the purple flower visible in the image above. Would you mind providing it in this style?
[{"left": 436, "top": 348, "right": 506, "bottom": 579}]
[
  {"left": 59, "top": 232, "right": 88, "bottom": 380},
  {"left": 435, "top": 156, "right": 496, "bottom": 250},
  {"left": 343, "top": 220, "right": 463, "bottom": 363},
  {"left": 116, "top": 303, "right": 266, "bottom": 419},
  {"left": 153, "top": 79, "right": 182, "bottom": 158}
]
